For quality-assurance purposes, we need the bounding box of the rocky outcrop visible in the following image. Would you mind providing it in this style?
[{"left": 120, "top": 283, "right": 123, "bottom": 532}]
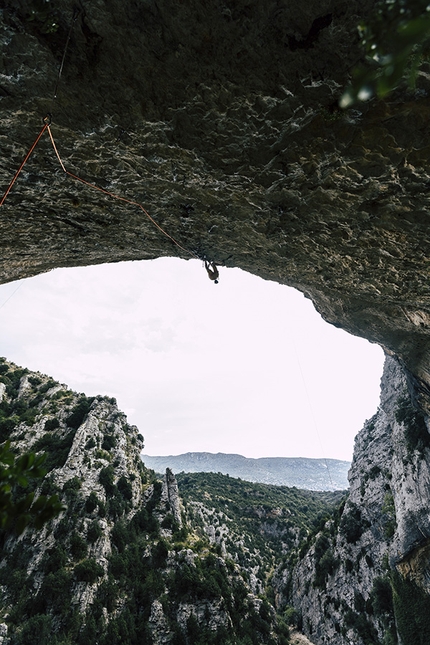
[
  {"left": 1, "top": 0, "right": 430, "bottom": 407},
  {"left": 160, "top": 467, "right": 183, "bottom": 528},
  {"left": 280, "top": 355, "right": 430, "bottom": 644},
  {"left": 0, "top": 359, "right": 283, "bottom": 644}
]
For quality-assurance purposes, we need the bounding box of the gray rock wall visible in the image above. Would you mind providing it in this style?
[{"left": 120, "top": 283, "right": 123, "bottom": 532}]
[
  {"left": 1, "top": 1, "right": 430, "bottom": 404},
  {"left": 284, "top": 355, "right": 430, "bottom": 644}
]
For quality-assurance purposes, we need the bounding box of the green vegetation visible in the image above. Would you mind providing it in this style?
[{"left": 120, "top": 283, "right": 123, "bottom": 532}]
[
  {"left": 66, "top": 396, "right": 95, "bottom": 430},
  {"left": 395, "top": 393, "right": 430, "bottom": 454},
  {"left": 344, "top": 607, "right": 380, "bottom": 644},
  {"left": 339, "top": 502, "right": 370, "bottom": 544},
  {"left": 392, "top": 569, "right": 430, "bottom": 644},
  {"left": 313, "top": 534, "right": 338, "bottom": 589},
  {"left": 33, "top": 429, "right": 77, "bottom": 471},
  {"left": 370, "top": 575, "right": 398, "bottom": 644},
  {"left": 341, "top": 0, "right": 430, "bottom": 106},
  {"left": 74, "top": 558, "right": 104, "bottom": 583},
  {"left": 382, "top": 492, "right": 397, "bottom": 538},
  {"left": 2, "top": 358, "right": 408, "bottom": 645},
  {"left": 178, "top": 471, "right": 343, "bottom": 617},
  {"left": 0, "top": 441, "right": 63, "bottom": 534}
]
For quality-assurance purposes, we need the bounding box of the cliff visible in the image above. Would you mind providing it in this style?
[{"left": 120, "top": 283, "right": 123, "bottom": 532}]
[
  {"left": 1, "top": 0, "right": 430, "bottom": 407},
  {"left": 2, "top": 2, "right": 430, "bottom": 640},
  {"left": 278, "top": 355, "right": 430, "bottom": 644},
  {"left": 0, "top": 359, "right": 284, "bottom": 645}
]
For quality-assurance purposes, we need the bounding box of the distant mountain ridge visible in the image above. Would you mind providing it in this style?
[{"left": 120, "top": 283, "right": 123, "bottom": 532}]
[{"left": 141, "top": 452, "right": 350, "bottom": 491}]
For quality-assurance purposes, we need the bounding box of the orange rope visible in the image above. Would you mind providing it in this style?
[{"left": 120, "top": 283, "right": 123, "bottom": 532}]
[
  {"left": 0, "top": 122, "right": 49, "bottom": 206},
  {"left": 46, "top": 125, "right": 200, "bottom": 260},
  {"left": 0, "top": 118, "right": 200, "bottom": 260}
]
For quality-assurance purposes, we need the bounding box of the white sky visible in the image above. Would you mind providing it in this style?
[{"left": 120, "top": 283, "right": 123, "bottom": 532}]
[{"left": 0, "top": 258, "right": 384, "bottom": 461}]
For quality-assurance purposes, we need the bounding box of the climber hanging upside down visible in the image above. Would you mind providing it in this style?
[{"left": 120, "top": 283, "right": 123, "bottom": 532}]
[{"left": 205, "top": 260, "right": 219, "bottom": 284}]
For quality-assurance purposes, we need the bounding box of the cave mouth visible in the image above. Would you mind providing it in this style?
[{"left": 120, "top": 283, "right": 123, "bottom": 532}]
[{"left": 0, "top": 258, "right": 384, "bottom": 461}]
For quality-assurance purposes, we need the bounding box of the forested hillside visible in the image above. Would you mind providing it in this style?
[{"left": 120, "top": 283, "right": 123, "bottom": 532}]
[
  {"left": 0, "top": 359, "right": 341, "bottom": 645},
  {"left": 178, "top": 473, "right": 343, "bottom": 599}
]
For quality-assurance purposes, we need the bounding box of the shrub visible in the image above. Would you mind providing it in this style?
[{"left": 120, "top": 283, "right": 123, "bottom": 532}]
[
  {"left": 36, "top": 569, "right": 73, "bottom": 614},
  {"left": 339, "top": 503, "right": 369, "bottom": 544},
  {"left": 41, "top": 545, "right": 68, "bottom": 573},
  {"left": 102, "top": 433, "right": 116, "bottom": 451},
  {"left": 87, "top": 520, "right": 103, "bottom": 544},
  {"left": 74, "top": 558, "right": 104, "bottom": 583},
  {"left": 395, "top": 394, "right": 430, "bottom": 453},
  {"left": 314, "top": 535, "right": 338, "bottom": 588},
  {"left": 66, "top": 397, "right": 94, "bottom": 430},
  {"left": 44, "top": 418, "right": 60, "bottom": 432},
  {"left": 98, "top": 577, "right": 118, "bottom": 612},
  {"left": 152, "top": 539, "right": 169, "bottom": 568},
  {"left": 17, "top": 614, "right": 52, "bottom": 645},
  {"left": 63, "top": 477, "right": 81, "bottom": 493},
  {"left": 392, "top": 569, "right": 430, "bottom": 644},
  {"left": 70, "top": 533, "right": 88, "bottom": 560},
  {"left": 382, "top": 493, "right": 397, "bottom": 539},
  {"left": 117, "top": 476, "right": 133, "bottom": 501},
  {"left": 111, "top": 521, "right": 129, "bottom": 552},
  {"left": 85, "top": 437, "right": 96, "bottom": 449},
  {"left": 85, "top": 491, "right": 99, "bottom": 513},
  {"left": 39, "top": 379, "right": 56, "bottom": 394},
  {"left": 99, "top": 466, "right": 115, "bottom": 496},
  {"left": 33, "top": 430, "right": 76, "bottom": 471},
  {"left": 371, "top": 576, "right": 394, "bottom": 616}
]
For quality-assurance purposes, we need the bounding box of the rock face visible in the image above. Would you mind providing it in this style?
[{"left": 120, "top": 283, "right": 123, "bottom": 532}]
[
  {"left": 3, "top": 2, "right": 430, "bottom": 640},
  {"left": 1, "top": 0, "right": 430, "bottom": 403},
  {"left": 160, "top": 467, "right": 183, "bottom": 527},
  {"left": 0, "top": 359, "right": 284, "bottom": 644},
  {"left": 277, "top": 355, "right": 430, "bottom": 644}
]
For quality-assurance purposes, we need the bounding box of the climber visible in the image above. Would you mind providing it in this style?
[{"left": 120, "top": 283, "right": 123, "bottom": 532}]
[{"left": 205, "top": 260, "right": 219, "bottom": 284}]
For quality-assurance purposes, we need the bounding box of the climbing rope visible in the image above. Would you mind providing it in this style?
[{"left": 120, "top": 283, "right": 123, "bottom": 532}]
[
  {"left": 46, "top": 124, "right": 201, "bottom": 260},
  {"left": 0, "top": 120, "right": 49, "bottom": 207},
  {"left": 0, "top": 117, "right": 201, "bottom": 261},
  {"left": 0, "top": 5, "right": 212, "bottom": 266},
  {"left": 52, "top": 6, "right": 80, "bottom": 102}
]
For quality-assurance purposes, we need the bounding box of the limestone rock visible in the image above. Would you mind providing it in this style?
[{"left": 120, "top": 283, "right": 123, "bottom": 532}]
[
  {"left": 0, "top": 359, "right": 281, "bottom": 644},
  {"left": 0, "top": 624, "right": 7, "bottom": 645},
  {"left": 160, "top": 467, "right": 183, "bottom": 527},
  {"left": 1, "top": 0, "right": 430, "bottom": 406},
  {"left": 282, "top": 355, "right": 430, "bottom": 644}
]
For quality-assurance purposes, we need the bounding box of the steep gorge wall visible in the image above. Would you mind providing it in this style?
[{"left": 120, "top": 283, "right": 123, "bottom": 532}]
[
  {"left": 278, "top": 356, "right": 430, "bottom": 644},
  {"left": 3, "top": 4, "right": 430, "bottom": 639},
  {"left": 1, "top": 0, "right": 430, "bottom": 401}
]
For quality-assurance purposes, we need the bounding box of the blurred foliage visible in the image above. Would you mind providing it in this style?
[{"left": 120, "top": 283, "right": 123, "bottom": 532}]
[
  {"left": 341, "top": 0, "right": 430, "bottom": 106},
  {"left": 0, "top": 441, "right": 63, "bottom": 534}
]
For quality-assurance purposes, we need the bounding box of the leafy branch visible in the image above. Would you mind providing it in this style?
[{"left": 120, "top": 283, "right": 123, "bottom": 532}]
[
  {"left": 341, "top": 0, "right": 430, "bottom": 107},
  {"left": 0, "top": 441, "right": 64, "bottom": 534}
]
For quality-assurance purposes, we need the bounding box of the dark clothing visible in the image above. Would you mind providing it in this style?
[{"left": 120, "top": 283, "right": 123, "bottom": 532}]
[{"left": 205, "top": 261, "right": 219, "bottom": 282}]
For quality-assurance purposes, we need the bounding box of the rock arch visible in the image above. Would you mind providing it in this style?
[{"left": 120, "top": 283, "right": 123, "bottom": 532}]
[{"left": 1, "top": 0, "right": 430, "bottom": 404}]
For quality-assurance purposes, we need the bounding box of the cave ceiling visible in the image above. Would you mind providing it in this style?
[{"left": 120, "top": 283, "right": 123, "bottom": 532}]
[{"left": 1, "top": 0, "right": 430, "bottom": 404}]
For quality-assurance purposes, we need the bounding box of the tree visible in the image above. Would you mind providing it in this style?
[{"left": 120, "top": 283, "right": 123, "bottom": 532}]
[
  {"left": 341, "top": 0, "right": 430, "bottom": 106},
  {"left": 0, "top": 441, "right": 63, "bottom": 534}
]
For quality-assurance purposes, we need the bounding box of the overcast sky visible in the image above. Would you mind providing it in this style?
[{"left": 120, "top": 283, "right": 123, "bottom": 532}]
[{"left": 0, "top": 258, "right": 384, "bottom": 461}]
